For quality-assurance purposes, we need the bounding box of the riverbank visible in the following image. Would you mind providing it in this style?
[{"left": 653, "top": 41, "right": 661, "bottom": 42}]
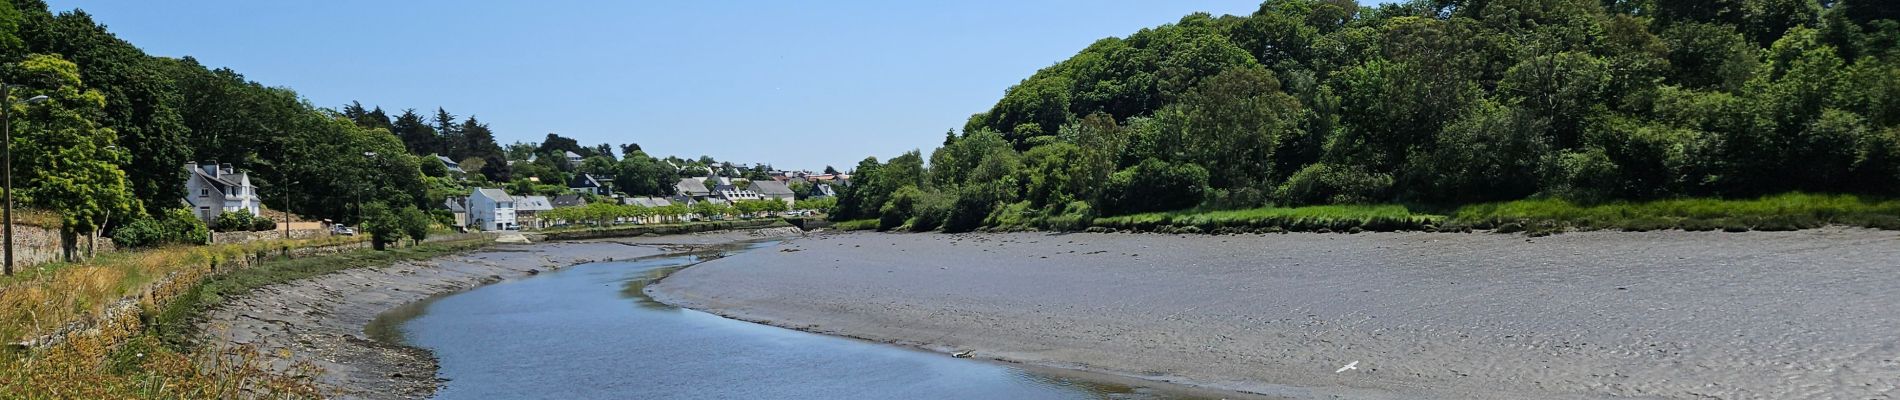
[
  {"left": 195, "top": 228, "right": 802, "bottom": 399},
  {"left": 648, "top": 229, "right": 1900, "bottom": 399}
]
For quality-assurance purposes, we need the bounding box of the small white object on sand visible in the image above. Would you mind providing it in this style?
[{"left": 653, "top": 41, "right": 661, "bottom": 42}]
[{"left": 1336, "top": 361, "right": 1358, "bottom": 373}]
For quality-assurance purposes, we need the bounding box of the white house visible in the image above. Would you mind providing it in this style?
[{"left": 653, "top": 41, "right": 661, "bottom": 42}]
[
  {"left": 184, "top": 161, "right": 261, "bottom": 222},
  {"left": 469, "top": 188, "right": 517, "bottom": 231}
]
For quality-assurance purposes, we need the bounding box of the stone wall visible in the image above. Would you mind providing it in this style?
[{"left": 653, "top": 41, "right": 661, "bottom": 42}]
[
  {"left": 211, "top": 229, "right": 329, "bottom": 245},
  {"left": 8, "top": 224, "right": 116, "bottom": 268}
]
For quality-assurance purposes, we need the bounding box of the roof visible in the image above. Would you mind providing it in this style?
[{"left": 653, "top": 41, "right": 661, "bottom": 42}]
[
  {"left": 552, "top": 194, "right": 586, "bottom": 207},
  {"left": 475, "top": 188, "right": 513, "bottom": 203},
  {"left": 516, "top": 195, "right": 554, "bottom": 212},
  {"left": 565, "top": 151, "right": 582, "bottom": 158},
  {"left": 752, "top": 180, "right": 795, "bottom": 197},
  {"left": 570, "top": 174, "right": 601, "bottom": 188},
  {"left": 621, "top": 197, "right": 673, "bottom": 208},
  {"left": 444, "top": 197, "right": 469, "bottom": 212},
  {"left": 675, "top": 178, "right": 711, "bottom": 196}
]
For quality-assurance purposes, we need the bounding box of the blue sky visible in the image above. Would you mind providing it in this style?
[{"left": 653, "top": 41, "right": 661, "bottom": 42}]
[{"left": 45, "top": 1, "right": 1382, "bottom": 171}]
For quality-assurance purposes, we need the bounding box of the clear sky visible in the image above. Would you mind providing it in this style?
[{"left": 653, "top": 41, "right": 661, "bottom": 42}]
[{"left": 44, "top": 1, "right": 1346, "bottom": 171}]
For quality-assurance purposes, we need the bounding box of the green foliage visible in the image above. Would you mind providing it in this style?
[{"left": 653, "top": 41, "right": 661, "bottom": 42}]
[
  {"left": 1098, "top": 158, "right": 1210, "bottom": 216},
  {"left": 5, "top": 54, "right": 137, "bottom": 236},
  {"left": 1277, "top": 163, "right": 1393, "bottom": 205},
  {"left": 210, "top": 212, "right": 262, "bottom": 233},
  {"left": 110, "top": 208, "right": 208, "bottom": 248},
  {"left": 834, "top": 0, "right": 1900, "bottom": 233},
  {"left": 1450, "top": 192, "right": 1900, "bottom": 232}
]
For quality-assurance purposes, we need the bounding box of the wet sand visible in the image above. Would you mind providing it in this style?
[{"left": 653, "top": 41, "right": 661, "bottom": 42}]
[
  {"left": 648, "top": 229, "right": 1900, "bottom": 399},
  {"left": 197, "top": 229, "right": 800, "bottom": 399}
]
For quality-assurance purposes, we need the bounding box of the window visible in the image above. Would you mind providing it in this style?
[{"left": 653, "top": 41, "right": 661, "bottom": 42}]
[{"left": 199, "top": 188, "right": 209, "bottom": 197}]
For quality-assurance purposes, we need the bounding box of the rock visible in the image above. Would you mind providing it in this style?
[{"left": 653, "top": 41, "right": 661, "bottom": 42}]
[
  {"left": 952, "top": 350, "right": 974, "bottom": 358},
  {"left": 527, "top": 269, "right": 541, "bottom": 275}
]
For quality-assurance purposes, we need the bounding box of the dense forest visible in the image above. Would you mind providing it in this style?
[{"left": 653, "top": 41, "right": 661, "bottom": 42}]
[
  {"left": 831, "top": 0, "right": 1900, "bottom": 232},
  {"left": 0, "top": 0, "right": 733, "bottom": 249}
]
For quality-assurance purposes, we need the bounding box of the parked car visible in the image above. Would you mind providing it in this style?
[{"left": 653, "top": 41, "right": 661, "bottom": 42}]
[{"left": 330, "top": 225, "right": 356, "bottom": 236}]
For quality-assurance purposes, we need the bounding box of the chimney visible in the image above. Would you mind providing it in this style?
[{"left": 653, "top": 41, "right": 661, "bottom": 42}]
[
  {"left": 220, "top": 163, "right": 235, "bottom": 175},
  {"left": 203, "top": 160, "right": 219, "bottom": 176}
]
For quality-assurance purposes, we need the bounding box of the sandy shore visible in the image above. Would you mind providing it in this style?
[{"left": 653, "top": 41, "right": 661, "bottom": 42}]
[
  {"left": 649, "top": 229, "right": 1900, "bottom": 399},
  {"left": 197, "top": 228, "right": 801, "bottom": 399}
]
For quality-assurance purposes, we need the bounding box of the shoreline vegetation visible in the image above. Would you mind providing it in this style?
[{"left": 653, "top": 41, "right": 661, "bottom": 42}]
[
  {"left": 840, "top": 192, "right": 1900, "bottom": 236},
  {"left": 822, "top": 1, "right": 1900, "bottom": 238},
  {"left": 0, "top": 219, "right": 787, "bottom": 399},
  {"left": 0, "top": 235, "right": 489, "bottom": 399}
]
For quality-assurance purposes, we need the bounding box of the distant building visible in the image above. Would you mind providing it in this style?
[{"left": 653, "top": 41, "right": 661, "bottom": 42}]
[
  {"left": 433, "top": 154, "right": 466, "bottom": 178},
  {"left": 564, "top": 151, "right": 584, "bottom": 168},
  {"left": 622, "top": 196, "right": 678, "bottom": 224},
  {"left": 570, "top": 173, "right": 609, "bottom": 195},
  {"left": 469, "top": 188, "right": 517, "bottom": 231},
  {"left": 813, "top": 183, "right": 836, "bottom": 198},
  {"left": 551, "top": 194, "right": 587, "bottom": 208},
  {"left": 675, "top": 177, "right": 713, "bottom": 200},
  {"left": 183, "top": 161, "right": 261, "bottom": 222},
  {"left": 444, "top": 196, "right": 470, "bottom": 231},
  {"left": 514, "top": 195, "right": 554, "bottom": 229},
  {"left": 751, "top": 180, "right": 796, "bottom": 208}
]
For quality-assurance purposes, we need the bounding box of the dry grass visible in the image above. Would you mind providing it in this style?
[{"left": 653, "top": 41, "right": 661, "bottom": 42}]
[{"left": 0, "top": 235, "right": 363, "bottom": 345}]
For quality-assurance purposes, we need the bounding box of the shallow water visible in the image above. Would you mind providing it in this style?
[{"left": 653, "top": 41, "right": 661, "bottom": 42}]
[{"left": 390, "top": 240, "right": 1213, "bottom": 400}]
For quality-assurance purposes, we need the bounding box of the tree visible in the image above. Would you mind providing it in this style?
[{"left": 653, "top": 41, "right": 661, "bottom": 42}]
[
  {"left": 5, "top": 54, "right": 137, "bottom": 260},
  {"left": 823, "top": 165, "right": 840, "bottom": 175},
  {"left": 613, "top": 151, "right": 674, "bottom": 196},
  {"left": 391, "top": 108, "right": 439, "bottom": 156}
]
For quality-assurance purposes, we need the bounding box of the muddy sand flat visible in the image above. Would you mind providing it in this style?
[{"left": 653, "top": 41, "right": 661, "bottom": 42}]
[
  {"left": 649, "top": 229, "right": 1900, "bottom": 399},
  {"left": 198, "top": 229, "right": 799, "bottom": 399}
]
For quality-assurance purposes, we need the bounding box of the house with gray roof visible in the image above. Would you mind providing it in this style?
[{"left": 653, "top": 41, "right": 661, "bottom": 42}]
[
  {"left": 751, "top": 180, "right": 796, "bottom": 208},
  {"left": 675, "top": 177, "right": 712, "bottom": 199},
  {"left": 184, "top": 161, "right": 261, "bottom": 222},
  {"left": 514, "top": 195, "right": 554, "bottom": 229}
]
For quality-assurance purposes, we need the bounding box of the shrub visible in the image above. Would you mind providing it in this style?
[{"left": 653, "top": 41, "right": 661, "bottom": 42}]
[
  {"left": 251, "top": 215, "right": 278, "bottom": 231},
  {"left": 211, "top": 211, "right": 256, "bottom": 232},
  {"left": 1098, "top": 158, "right": 1209, "bottom": 216},
  {"left": 878, "top": 186, "right": 924, "bottom": 231},
  {"left": 1277, "top": 163, "right": 1394, "bottom": 205},
  {"left": 112, "top": 208, "right": 210, "bottom": 248}
]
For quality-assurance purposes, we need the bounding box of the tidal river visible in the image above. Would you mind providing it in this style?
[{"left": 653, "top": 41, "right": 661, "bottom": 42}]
[{"left": 377, "top": 240, "right": 1218, "bottom": 400}]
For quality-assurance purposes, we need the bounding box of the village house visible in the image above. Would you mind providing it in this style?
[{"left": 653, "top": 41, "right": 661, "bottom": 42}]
[
  {"left": 570, "top": 173, "right": 609, "bottom": 195},
  {"left": 674, "top": 177, "right": 713, "bottom": 203},
  {"left": 469, "top": 188, "right": 517, "bottom": 231},
  {"left": 622, "top": 196, "right": 679, "bottom": 224},
  {"left": 564, "top": 151, "right": 584, "bottom": 168},
  {"left": 444, "top": 196, "right": 470, "bottom": 231},
  {"left": 514, "top": 195, "right": 554, "bottom": 230},
  {"left": 183, "top": 161, "right": 262, "bottom": 222},
  {"left": 552, "top": 194, "right": 586, "bottom": 208},
  {"left": 433, "top": 154, "right": 466, "bottom": 179},
  {"left": 751, "top": 180, "right": 796, "bottom": 208}
]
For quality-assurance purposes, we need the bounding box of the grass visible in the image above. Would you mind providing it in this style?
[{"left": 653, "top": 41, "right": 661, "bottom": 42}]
[
  {"left": 1450, "top": 192, "right": 1900, "bottom": 234},
  {"left": 1092, "top": 204, "right": 1446, "bottom": 234},
  {"left": 0, "top": 235, "right": 366, "bottom": 344},
  {"left": 832, "top": 219, "right": 879, "bottom": 231},
  {"left": 149, "top": 238, "right": 491, "bottom": 348},
  {"left": 0, "top": 234, "right": 489, "bottom": 399},
  {"left": 1082, "top": 192, "right": 1900, "bottom": 236}
]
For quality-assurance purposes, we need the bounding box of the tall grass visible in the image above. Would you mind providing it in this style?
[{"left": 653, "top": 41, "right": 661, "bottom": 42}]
[
  {"left": 1083, "top": 193, "right": 1900, "bottom": 235},
  {"left": 0, "top": 235, "right": 486, "bottom": 399},
  {"left": 1451, "top": 192, "right": 1900, "bottom": 233},
  {"left": 1093, "top": 204, "right": 1445, "bottom": 233},
  {"left": 832, "top": 219, "right": 879, "bottom": 231}
]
